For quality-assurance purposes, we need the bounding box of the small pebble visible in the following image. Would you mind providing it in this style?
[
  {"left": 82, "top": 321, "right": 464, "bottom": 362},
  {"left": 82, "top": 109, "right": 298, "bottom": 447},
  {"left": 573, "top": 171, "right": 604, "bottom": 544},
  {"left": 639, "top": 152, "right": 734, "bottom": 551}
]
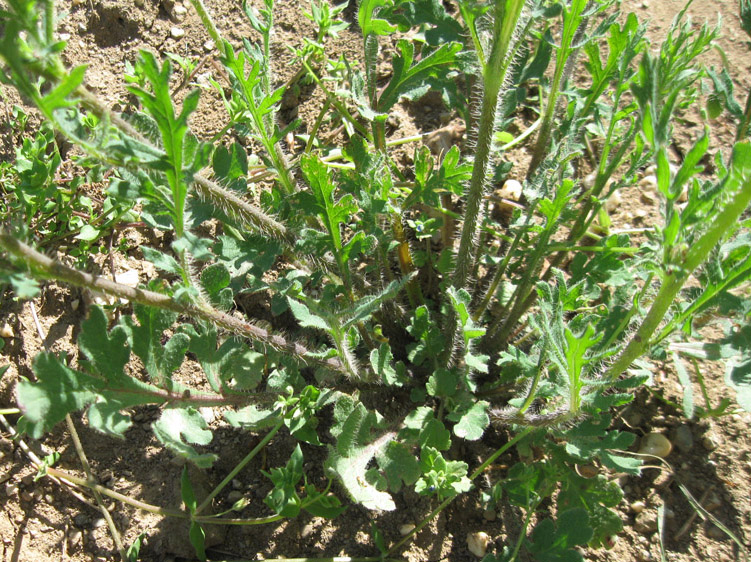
[
  {"left": 173, "top": 4, "right": 187, "bottom": 17},
  {"left": 301, "top": 523, "right": 316, "bottom": 538},
  {"left": 673, "top": 425, "right": 694, "bottom": 453},
  {"left": 5, "top": 482, "right": 18, "bottom": 497},
  {"left": 68, "top": 529, "right": 82, "bottom": 547},
  {"left": 399, "top": 524, "right": 415, "bottom": 536},
  {"left": 170, "top": 26, "right": 185, "bottom": 39},
  {"left": 637, "top": 548, "right": 652, "bottom": 561},
  {"left": 232, "top": 479, "right": 243, "bottom": 490},
  {"left": 45, "top": 494, "right": 55, "bottom": 503},
  {"left": 702, "top": 435, "right": 719, "bottom": 451},
  {"left": 21, "top": 474, "right": 34, "bottom": 486},
  {"left": 227, "top": 491, "right": 243, "bottom": 503},
  {"left": 73, "top": 513, "right": 89, "bottom": 527},
  {"left": 0, "top": 323, "right": 13, "bottom": 338},
  {"left": 499, "top": 179, "right": 523, "bottom": 202},
  {"left": 630, "top": 501, "right": 646, "bottom": 513},
  {"left": 199, "top": 407, "right": 216, "bottom": 424},
  {"left": 467, "top": 531, "right": 490, "bottom": 558},
  {"left": 20, "top": 490, "right": 34, "bottom": 502},
  {"left": 92, "top": 518, "right": 106, "bottom": 529},
  {"left": 604, "top": 189, "right": 621, "bottom": 213},
  {"left": 482, "top": 508, "right": 497, "bottom": 522},
  {"left": 71, "top": 298, "right": 80, "bottom": 311},
  {"left": 203, "top": 39, "right": 215, "bottom": 52},
  {"left": 634, "top": 511, "right": 658, "bottom": 533},
  {"left": 638, "top": 433, "right": 672, "bottom": 458}
]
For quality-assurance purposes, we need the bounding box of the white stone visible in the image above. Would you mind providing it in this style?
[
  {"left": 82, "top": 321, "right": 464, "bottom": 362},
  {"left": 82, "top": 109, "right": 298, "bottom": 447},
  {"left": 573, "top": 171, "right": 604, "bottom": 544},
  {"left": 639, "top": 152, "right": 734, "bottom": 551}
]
[
  {"left": 170, "top": 27, "right": 185, "bottom": 39},
  {"left": 399, "top": 524, "right": 415, "bottom": 536},
  {"left": 467, "top": 532, "right": 490, "bottom": 558},
  {"left": 0, "top": 323, "right": 13, "bottom": 338}
]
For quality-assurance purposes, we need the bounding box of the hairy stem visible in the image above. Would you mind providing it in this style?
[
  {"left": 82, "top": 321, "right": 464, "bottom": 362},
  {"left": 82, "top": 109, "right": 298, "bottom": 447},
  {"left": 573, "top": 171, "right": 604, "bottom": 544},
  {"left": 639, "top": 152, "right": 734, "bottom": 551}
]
[
  {"left": 604, "top": 158, "right": 751, "bottom": 380},
  {"left": 0, "top": 234, "right": 347, "bottom": 375}
]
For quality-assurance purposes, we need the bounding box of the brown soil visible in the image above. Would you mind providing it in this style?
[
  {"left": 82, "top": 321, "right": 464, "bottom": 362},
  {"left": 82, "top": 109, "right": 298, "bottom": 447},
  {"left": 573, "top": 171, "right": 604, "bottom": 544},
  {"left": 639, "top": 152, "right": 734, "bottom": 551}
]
[{"left": 2, "top": 1, "right": 751, "bottom": 561}]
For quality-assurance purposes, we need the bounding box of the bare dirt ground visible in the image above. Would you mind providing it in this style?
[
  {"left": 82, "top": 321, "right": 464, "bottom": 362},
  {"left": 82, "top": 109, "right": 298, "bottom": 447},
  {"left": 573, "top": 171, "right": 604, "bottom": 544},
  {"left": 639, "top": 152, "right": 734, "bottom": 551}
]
[{"left": 1, "top": 0, "right": 751, "bottom": 561}]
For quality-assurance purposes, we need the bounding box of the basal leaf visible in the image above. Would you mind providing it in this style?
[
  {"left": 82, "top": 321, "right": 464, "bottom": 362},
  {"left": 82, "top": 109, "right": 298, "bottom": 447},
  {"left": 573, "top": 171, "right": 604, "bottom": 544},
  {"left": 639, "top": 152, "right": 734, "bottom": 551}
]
[
  {"left": 18, "top": 353, "right": 98, "bottom": 439},
  {"left": 452, "top": 401, "right": 490, "bottom": 441},
  {"left": 528, "top": 509, "right": 593, "bottom": 562},
  {"left": 419, "top": 418, "right": 451, "bottom": 451},
  {"left": 78, "top": 306, "right": 130, "bottom": 379},
  {"left": 325, "top": 432, "right": 396, "bottom": 511},
  {"left": 376, "top": 441, "right": 420, "bottom": 492},
  {"left": 152, "top": 407, "right": 217, "bottom": 468},
  {"left": 224, "top": 405, "right": 280, "bottom": 430}
]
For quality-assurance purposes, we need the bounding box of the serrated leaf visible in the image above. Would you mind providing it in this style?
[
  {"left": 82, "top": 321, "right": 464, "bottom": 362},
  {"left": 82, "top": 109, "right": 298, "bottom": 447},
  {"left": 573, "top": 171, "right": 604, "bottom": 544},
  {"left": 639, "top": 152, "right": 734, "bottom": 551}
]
[
  {"left": 141, "top": 246, "right": 182, "bottom": 276},
  {"left": 370, "top": 342, "right": 408, "bottom": 386},
  {"left": 528, "top": 509, "right": 593, "bottom": 562},
  {"left": 287, "top": 297, "right": 329, "bottom": 331},
  {"left": 152, "top": 408, "right": 217, "bottom": 467},
  {"left": 325, "top": 432, "right": 396, "bottom": 511},
  {"left": 78, "top": 306, "right": 130, "bottom": 379},
  {"left": 120, "top": 303, "right": 180, "bottom": 381},
  {"left": 19, "top": 345, "right": 175, "bottom": 439},
  {"left": 224, "top": 405, "right": 279, "bottom": 430},
  {"left": 376, "top": 441, "right": 420, "bottom": 492}
]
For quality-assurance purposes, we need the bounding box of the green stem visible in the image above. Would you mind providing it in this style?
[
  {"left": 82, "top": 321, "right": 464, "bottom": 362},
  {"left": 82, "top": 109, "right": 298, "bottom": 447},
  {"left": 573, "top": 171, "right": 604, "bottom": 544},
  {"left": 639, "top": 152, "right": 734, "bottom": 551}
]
[
  {"left": 508, "top": 504, "right": 537, "bottom": 561},
  {"left": 47, "top": 467, "right": 188, "bottom": 518},
  {"left": 527, "top": 0, "right": 589, "bottom": 179},
  {"left": 738, "top": 88, "right": 751, "bottom": 141},
  {"left": 452, "top": 0, "right": 525, "bottom": 289},
  {"left": 195, "top": 419, "right": 284, "bottom": 515},
  {"left": 387, "top": 427, "right": 534, "bottom": 556},
  {"left": 604, "top": 164, "right": 751, "bottom": 380},
  {"left": 188, "top": 0, "right": 227, "bottom": 57},
  {"left": 43, "top": 0, "right": 55, "bottom": 44}
]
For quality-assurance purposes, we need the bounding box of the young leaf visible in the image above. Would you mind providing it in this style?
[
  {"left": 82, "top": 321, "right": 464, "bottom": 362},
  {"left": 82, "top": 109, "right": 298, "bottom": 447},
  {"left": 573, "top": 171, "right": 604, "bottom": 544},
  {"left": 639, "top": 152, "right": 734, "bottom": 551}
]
[
  {"left": 77, "top": 306, "right": 130, "bottom": 380},
  {"left": 181, "top": 465, "right": 197, "bottom": 513},
  {"left": 263, "top": 444, "right": 304, "bottom": 517},
  {"left": 189, "top": 521, "right": 207, "bottom": 562},
  {"left": 451, "top": 401, "right": 490, "bottom": 441},
  {"left": 375, "top": 441, "right": 420, "bottom": 493},
  {"left": 557, "top": 473, "right": 623, "bottom": 548},
  {"left": 18, "top": 351, "right": 167, "bottom": 439},
  {"left": 120, "top": 303, "right": 188, "bottom": 382},
  {"left": 527, "top": 509, "right": 594, "bottom": 562},
  {"left": 414, "top": 446, "right": 471, "bottom": 500},
  {"left": 152, "top": 407, "right": 218, "bottom": 468}
]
